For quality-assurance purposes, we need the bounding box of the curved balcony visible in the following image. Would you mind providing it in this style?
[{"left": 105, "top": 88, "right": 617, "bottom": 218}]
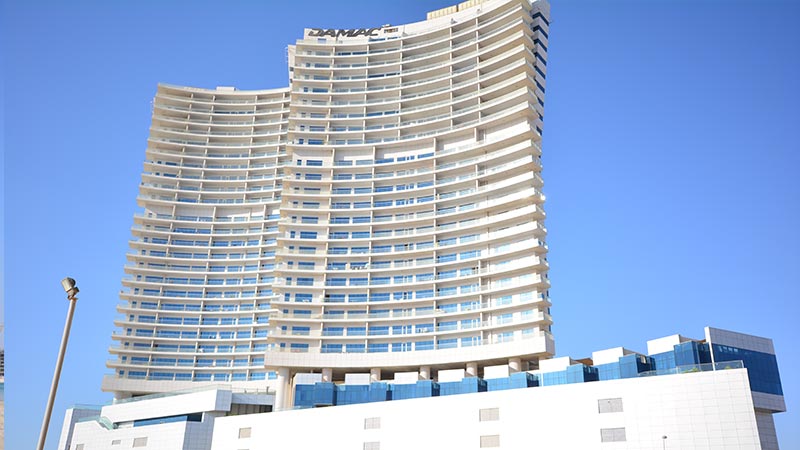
[{"left": 263, "top": 331, "right": 553, "bottom": 371}]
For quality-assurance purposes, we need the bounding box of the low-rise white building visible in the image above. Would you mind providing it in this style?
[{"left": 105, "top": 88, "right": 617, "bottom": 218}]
[{"left": 60, "top": 326, "right": 786, "bottom": 450}]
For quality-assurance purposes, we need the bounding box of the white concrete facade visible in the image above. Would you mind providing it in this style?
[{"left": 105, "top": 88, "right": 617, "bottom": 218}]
[
  {"left": 214, "top": 369, "right": 763, "bottom": 450},
  {"left": 62, "top": 388, "right": 272, "bottom": 450},
  {"left": 58, "top": 407, "right": 100, "bottom": 450},
  {"left": 63, "top": 368, "right": 769, "bottom": 450}
]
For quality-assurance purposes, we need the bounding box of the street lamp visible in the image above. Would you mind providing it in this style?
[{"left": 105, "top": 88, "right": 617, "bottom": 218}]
[
  {"left": 36, "top": 278, "right": 80, "bottom": 450},
  {"left": 662, "top": 435, "right": 668, "bottom": 450}
]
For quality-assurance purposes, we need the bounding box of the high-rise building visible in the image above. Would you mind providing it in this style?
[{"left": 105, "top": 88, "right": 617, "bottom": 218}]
[
  {"left": 105, "top": 85, "right": 291, "bottom": 396},
  {"left": 60, "top": 1, "right": 786, "bottom": 449},
  {"left": 106, "top": 0, "right": 553, "bottom": 406}
]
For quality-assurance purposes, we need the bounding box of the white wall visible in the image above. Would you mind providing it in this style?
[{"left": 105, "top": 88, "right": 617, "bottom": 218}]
[
  {"left": 57, "top": 408, "right": 100, "bottom": 450},
  {"left": 101, "top": 389, "right": 231, "bottom": 424},
  {"left": 212, "top": 369, "right": 766, "bottom": 450},
  {"left": 68, "top": 420, "right": 197, "bottom": 450}
]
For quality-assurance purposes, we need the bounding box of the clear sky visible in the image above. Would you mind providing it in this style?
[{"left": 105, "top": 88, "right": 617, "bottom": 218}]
[{"left": 3, "top": 0, "right": 799, "bottom": 448}]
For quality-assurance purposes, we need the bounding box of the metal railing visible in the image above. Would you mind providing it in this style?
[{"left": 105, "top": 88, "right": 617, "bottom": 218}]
[{"left": 637, "top": 361, "right": 744, "bottom": 378}]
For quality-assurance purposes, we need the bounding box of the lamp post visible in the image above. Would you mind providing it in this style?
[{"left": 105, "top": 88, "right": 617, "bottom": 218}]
[
  {"left": 662, "top": 435, "right": 668, "bottom": 450},
  {"left": 36, "top": 277, "right": 79, "bottom": 450}
]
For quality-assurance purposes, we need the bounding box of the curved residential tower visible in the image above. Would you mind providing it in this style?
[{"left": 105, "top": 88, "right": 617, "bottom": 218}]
[
  {"left": 105, "top": 0, "right": 552, "bottom": 403},
  {"left": 105, "top": 85, "right": 291, "bottom": 395},
  {"left": 270, "top": 0, "right": 552, "bottom": 408}
]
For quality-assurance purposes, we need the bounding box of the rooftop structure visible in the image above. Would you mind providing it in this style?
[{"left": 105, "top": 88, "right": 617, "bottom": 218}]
[{"left": 62, "top": 326, "right": 785, "bottom": 450}]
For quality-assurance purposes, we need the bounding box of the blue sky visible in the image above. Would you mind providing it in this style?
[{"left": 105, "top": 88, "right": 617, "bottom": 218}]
[{"left": 3, "top": 0, "right": 799, "bottom": 448}]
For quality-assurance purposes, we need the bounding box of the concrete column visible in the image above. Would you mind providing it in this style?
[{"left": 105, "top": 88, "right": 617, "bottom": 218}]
[
  {"left": 509, "top": 357, "right": 522, "bottom": 373},
  {"left": 466, "top": 362, "right": 478, "bottom": 377},
  {"left": 275, "top": 367, "right": 291, "bottom": 411},
  {"left": 321, "top": 368, "right": 333, "bottom": 382},
  {"left": 370, "top": 368, "right": 382, "bottom": 382},
  {"left": 419, "top": 366, "right": 431, "bottom": 380}
]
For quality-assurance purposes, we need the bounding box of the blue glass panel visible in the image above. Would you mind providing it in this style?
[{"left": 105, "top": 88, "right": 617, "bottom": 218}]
[
  {"left": 486, "top": 373, "right": 538, "bottom": 391},
  {"left": 439, "top": 377, "right": 487, "bottom": 396},
  {"left": 566, "top": 364, "right": 598, "bottom": 383},
  {"left": 650, "top": 351, "right": 677, "bottom": 373},
  {"left": 312, "top": 382, "right": 337, "bottom": 406},
  {"left": 369, "top": 383, "right": 390, "bottom": 402},
  {"left": 334, "top": 385, "right": 369, "bottom": 405},
  {"left": 674, "top": 341, "right": 703, "bottom": 366},
  {"left": 540, "top": 370, "right": 567, "bottom": 386},
  {"left": 619, "top": 354, "right": 651, "bottom": 378},
  {"left": 712, "top": 344, "right": 783, "bottom": 396},
  {"left": 392, "top": 380, "right": 439, "bottom": 400},
  {"left": 595, "top": 362, "right": 621, "bottom": 381},
  {"left": 294, "top": 385, "right": 315, "bottom": 409}
]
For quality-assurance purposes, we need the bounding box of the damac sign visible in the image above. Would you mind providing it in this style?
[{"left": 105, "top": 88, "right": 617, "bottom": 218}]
[{"left": 307, "top": 28, "right": 381, "bottom": 38}]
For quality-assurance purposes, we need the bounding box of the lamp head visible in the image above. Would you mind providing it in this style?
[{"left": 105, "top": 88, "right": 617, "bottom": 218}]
[{"left": 61, "top": 277, "right": 79, "bottom": 299}]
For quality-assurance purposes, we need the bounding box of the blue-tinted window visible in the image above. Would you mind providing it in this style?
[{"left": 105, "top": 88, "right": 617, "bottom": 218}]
[
  {"left": 365, "top": 293, "right": 386, "bottom": 302},
  {"left": 651, "top": 351, "right": 676, "bottom": 373},
  {"left": 415, "top": 323, "right": 434, "bottom": 333},
  {"left": 326, "top": 294, "right": 345, "bottom": 303},
  {"left": 416, "top": 289, "right": 433, "bottom": 299},
  {"left": 296, "top": 277, "right": 314, "bottom": 286},
  {"left": 416, "top": 341, "right": 434, "bottom": 351},
  {"left": 713, "top": 344, "right": 783, "bottom": 395},
  {"left": 437, "top": 253, "right": 456, "bottom": 263},
  {"left": 322, "top": 344, "right": 343, "bottom": 353},
  {"left": 328, "top": 278, "right": 346, "bottom": 286},
  {"left": 368, "top": 343, "right": 389, "bottom": 353},
  {"left": 349, "top": 293, "right": 368, "bottom": 302},
  {"left": 437, "top": 287, "right": 457, "bottom": 296},
  {"left": 438, "top": 321, "right": 458, "bottom": 331},
  {"left": 438, "top": 339, "right": 458, "bottom": 349}
]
